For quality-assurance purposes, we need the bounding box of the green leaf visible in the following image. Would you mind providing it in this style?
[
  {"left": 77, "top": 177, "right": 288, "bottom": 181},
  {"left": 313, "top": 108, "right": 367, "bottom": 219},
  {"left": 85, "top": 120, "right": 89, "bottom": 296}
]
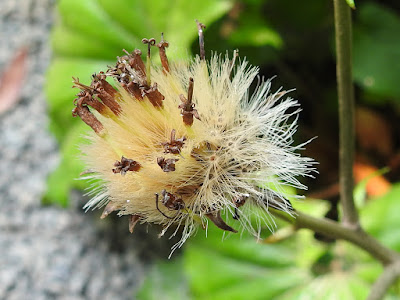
[
  {"left": 45, "top": 0, "right": 233, "bottom": 205},
  {"left": 136, "top": 202, "right": 400, "bottom": 300},
  {"left": 346, "top": 0, "right": 355, "bottom": 9},
  {"left": 136, "top": 258, "right": 190, "bottom": 300},
  {"left": 227, "top": 10, "right": 282, "bottom": 49},
  {"left": 361, "top": 183, "right": 400, "bottom": 251},
  {"left": 184, "top": 226, "right": 307, "bottom": 300},
  {"left": 353, "top": 3, "right": 400, "bottom": 100},
  {"left": 43, "top": 122, "right": 89, "bottom": 206}
]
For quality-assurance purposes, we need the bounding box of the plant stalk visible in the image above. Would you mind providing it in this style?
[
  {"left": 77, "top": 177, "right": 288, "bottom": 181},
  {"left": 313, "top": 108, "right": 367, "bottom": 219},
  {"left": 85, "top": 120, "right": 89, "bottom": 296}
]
[
  {"left": 367, "top": 261, "right": 400, "bottom": 300},
  {"left": 272, "top": 209, "right": 400, "bottom": 265},
  {"left": 333, "top": 0, "right": 358, "bottom": 227}
]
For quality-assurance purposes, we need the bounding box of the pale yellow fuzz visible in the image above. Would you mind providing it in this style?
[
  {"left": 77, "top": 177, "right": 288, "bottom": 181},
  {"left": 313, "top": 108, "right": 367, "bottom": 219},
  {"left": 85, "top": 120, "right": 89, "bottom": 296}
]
[{"left": 79, "top": 53, "right": 315, "bottom": 249}]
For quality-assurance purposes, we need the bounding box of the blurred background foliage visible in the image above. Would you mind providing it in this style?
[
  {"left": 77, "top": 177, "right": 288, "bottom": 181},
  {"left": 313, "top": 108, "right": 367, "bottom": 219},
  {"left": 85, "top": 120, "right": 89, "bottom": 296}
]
[{"left": 45, "top": 0, "right": 400, "bottom": 298}]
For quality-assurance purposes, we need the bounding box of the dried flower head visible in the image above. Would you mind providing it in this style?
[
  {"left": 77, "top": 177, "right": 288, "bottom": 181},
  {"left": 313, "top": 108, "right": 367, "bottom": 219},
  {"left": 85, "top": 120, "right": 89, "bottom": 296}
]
[{"left": 72, "top": 21, "right": 315, "bottom": 250}]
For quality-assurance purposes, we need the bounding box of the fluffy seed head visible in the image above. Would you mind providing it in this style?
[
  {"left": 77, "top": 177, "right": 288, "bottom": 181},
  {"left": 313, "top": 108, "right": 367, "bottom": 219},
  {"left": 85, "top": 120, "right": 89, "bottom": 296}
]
[{"left": 72, "top": 24, "right": 315, "bottom": 250}]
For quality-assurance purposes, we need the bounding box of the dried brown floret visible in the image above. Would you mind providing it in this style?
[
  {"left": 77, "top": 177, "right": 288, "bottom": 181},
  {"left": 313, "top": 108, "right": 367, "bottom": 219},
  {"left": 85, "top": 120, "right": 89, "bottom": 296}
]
[
  {"left": 122, "top": 81, "right": 143, "bottom": 100},
  {"left": 178, "top": 77, "right": 200, "bottom": 126},
  {"left": 162, "top": 129, "right": 186, "bottom": 154},
  {"left": 157, "top": 157, "right": 179, "bottom": 172},
  {"left": 142, "top": 83, "right": 164, "bottom": 107},
  {"left": 112, "top": 156, "right": 141, "bottom": 175},
  {"left": 157, "top": 33, "right": 170, "bottom": 73},
  {"left": 155, "top": 190, "right": 185, "bottom": 219},
  {"left": 72, "top": 103, "right": 104, "bottom": 135}
]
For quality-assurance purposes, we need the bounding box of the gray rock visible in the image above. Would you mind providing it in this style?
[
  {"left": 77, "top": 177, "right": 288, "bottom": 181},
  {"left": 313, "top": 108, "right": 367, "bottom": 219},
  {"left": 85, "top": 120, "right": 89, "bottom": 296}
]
[{"left": 0, "top": 1, "right": 181, "bottom": 299}]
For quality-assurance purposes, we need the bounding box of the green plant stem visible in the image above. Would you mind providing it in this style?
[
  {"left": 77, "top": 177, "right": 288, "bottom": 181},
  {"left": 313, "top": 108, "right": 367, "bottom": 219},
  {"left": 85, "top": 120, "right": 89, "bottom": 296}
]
[
  {"left": 271, "top": 209, "right": 400, "bottom": 265},
  {"left": 333, "top": 0, "right": 358, "bottom": 228},
  {"left": 367, "top": 262, "right": 400, "bottom": 300}
]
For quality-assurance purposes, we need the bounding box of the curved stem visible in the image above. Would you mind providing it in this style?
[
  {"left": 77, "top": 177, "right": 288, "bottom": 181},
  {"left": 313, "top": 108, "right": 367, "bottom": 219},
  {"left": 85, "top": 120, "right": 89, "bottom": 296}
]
[
  {"left": 272, "top": 209, "right": 400, "bottom": 265},
  {"left": 367, "top": 262, "right": 400, "bottom": 300},
  {"left": 333, "top": 0, "right": 358, "bottom": 227}
]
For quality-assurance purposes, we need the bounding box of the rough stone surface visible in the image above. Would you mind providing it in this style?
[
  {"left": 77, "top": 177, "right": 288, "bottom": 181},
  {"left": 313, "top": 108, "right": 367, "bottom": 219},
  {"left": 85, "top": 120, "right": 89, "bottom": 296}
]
[{"left": 0, "top": 1, "right": 178, "bottom": 299}]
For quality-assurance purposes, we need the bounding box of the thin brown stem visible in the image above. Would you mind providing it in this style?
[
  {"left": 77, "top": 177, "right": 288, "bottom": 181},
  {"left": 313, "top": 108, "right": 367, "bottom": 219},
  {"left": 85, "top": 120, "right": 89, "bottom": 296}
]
[
  {"left": 272, "top": 209, "right": 400, "bottom": 265},
  {"left": 367, "top": 262, "right": 400, "bottom": 300},
  {"left": 333, "top": 0, "right": 358, "bottom": 227}
]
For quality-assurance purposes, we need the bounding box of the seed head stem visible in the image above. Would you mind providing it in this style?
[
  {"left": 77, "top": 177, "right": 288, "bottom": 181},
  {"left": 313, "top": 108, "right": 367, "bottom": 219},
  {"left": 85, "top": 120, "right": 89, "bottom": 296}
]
[{"left": 333, "top": 0, "right": 358, "bottom": 228}]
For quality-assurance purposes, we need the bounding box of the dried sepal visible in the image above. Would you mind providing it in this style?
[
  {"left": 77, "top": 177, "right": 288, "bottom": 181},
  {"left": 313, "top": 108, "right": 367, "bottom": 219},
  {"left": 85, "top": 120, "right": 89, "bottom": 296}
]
[
  {"left": 206, "top": 211, "right": 237, "bottom": 233},
  {"left": 100, "top": 201, "right": 117, "bottom": 219},
  {"left": 129, "top": 215, "right": 141, "bottom": 233},
  {"left": 232, "top": 193, "right": 248, "bottom": 220}
]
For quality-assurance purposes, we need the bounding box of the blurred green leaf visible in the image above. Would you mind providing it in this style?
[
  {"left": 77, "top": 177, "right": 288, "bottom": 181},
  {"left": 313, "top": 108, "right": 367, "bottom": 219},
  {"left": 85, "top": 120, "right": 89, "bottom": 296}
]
[
  {"left": 361, "top": 183, "right": 400, "bottom": 251},
  {"left": 346, "top": 0, "right": 356, "bottom": 9},
  {"left": 136, "top": 180, "right": 400, "bottom": 299},
  {"left": 227, "top": 9, "right": 282, "bottom": 48},
  {"left": 137, "top": 211, "right": 399, "bottom": 299},
  {"left": 353, "top": 3, "right": 400, "bottom": 100},
  {"left": 43, "top": 122, "right": 89, "bottom": 206},
  {"left": 45, "top": 0, "right": 232, "bottom": 205},
  {"left": 137, "top": 258, "right": 190, "bottom": 300}
]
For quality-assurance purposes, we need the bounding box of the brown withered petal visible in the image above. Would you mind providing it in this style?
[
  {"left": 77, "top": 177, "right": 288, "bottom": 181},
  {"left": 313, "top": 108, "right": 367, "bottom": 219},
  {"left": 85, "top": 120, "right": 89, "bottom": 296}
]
[
  {"left": 100, "top": 202, "right": 117, "bottom": 219},
  {"left": 129, "top": 215, "right": 141, "bottom": 233},
  {"left": 205, "top": 211, "right": 237, "bottom": 233}
]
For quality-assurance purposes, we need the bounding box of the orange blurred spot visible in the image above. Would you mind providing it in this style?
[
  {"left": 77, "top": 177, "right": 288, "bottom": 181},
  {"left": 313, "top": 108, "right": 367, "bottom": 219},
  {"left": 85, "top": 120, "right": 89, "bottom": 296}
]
[{"left": 353, "top": 162, "right": 391, "bottom": 197}]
